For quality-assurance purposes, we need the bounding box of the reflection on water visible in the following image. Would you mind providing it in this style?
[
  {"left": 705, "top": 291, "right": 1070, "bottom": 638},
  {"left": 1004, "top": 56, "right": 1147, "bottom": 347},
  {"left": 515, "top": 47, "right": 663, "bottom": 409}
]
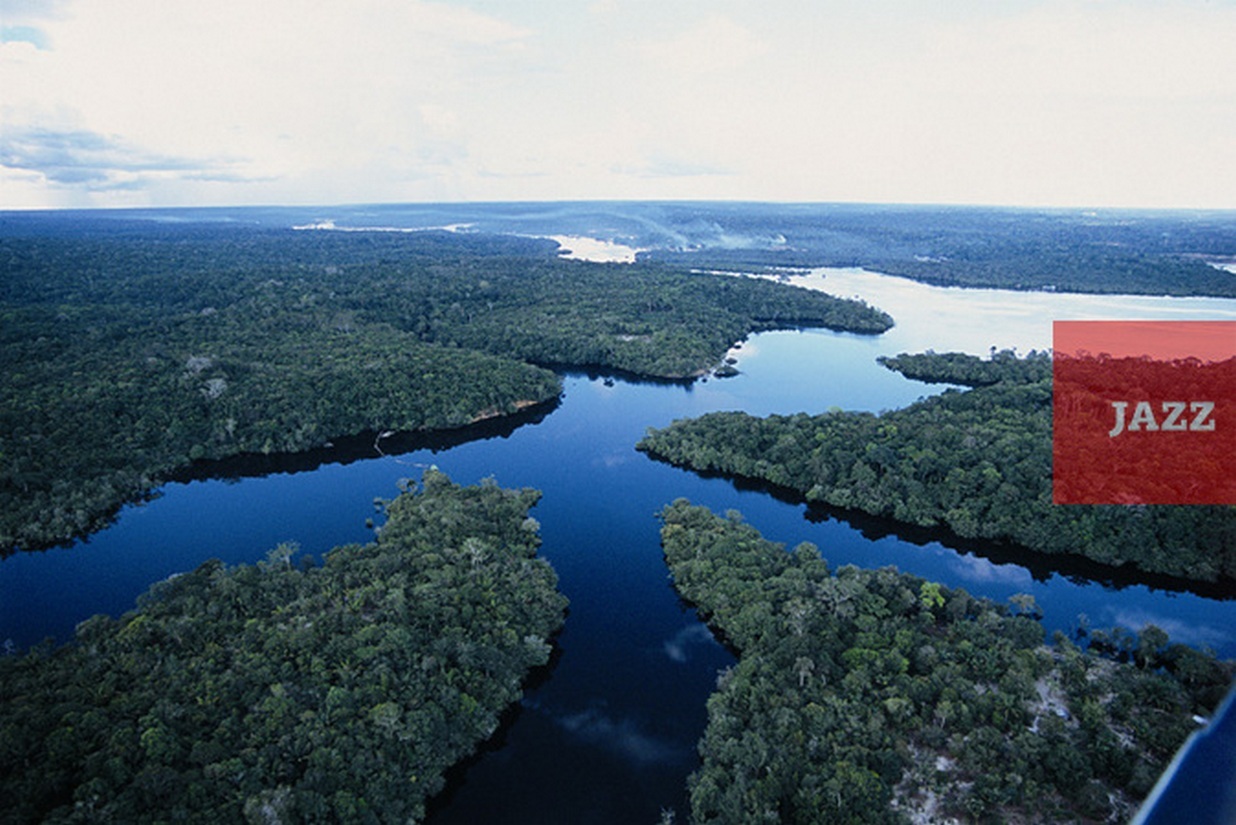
[
  {"left": 662, "top": 624, "right": 717, "bottom": 664},
  {"left": 1, "top": 265, "right": 1234, "bottom": 824},
  {"left": 543, "top": 701, "right": 692, "bottom": 766},
  {"left": 547, "top": 234, "right": 644, "bottom": 263},
  {"left": 786, "top": 266, "right": 1236, "bottom": 354}
]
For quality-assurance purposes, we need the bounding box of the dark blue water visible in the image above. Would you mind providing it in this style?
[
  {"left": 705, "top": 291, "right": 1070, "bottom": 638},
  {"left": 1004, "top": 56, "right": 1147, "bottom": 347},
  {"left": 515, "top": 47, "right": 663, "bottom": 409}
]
[{"left": 2, "top": 245, "right": 1235, "bottom": 821}]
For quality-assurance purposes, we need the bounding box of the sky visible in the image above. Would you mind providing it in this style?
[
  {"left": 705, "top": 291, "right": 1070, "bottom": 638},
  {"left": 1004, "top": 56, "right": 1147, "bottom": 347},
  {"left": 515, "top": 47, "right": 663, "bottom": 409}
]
[{"left": 1, "top": 0, "right": 1234, "bottom": 210}]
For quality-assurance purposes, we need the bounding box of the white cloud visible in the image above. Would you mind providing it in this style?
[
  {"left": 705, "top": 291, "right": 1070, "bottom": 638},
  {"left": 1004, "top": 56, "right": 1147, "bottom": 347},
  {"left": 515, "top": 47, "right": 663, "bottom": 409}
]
[
  {"left": 640, "top": 15, "right": 766, "bottom": 75},
  {"left": 703, "top": 2, "right": 1236, "bottom": 207},
  {"left": 612, "top": 154, "right": 733, "bottom": 179},
  {"left": 0, "top": 0, "right": 534, "bottom": 205},
  {"left": 0, "top": 0, "right": 71, "bottom": 18},
  {"left": 2, "top": 0, "right": 1234, "bottom": 208},
  {"left": 418, "top": 104, "right": 462, "bottom": 139},
  {"left": 0, "top": 123, "right": 243, "bottom": 189}
]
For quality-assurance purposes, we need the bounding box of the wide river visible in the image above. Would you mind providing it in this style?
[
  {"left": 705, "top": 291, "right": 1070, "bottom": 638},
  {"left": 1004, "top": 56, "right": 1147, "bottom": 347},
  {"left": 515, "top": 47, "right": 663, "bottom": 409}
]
[{"left": 2, "top": 266, "right": 1233, "bottom": 822}]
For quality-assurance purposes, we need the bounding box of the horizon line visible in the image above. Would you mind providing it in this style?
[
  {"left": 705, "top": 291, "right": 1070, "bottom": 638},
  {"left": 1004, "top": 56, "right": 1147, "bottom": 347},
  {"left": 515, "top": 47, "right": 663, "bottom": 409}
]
[{"left": 4, "top": 198, "right": 1236, "bottom": 215}]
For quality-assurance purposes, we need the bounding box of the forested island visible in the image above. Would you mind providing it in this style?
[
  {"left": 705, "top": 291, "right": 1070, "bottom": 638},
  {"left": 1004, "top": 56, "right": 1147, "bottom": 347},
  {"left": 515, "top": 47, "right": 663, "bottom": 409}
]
[
  {"left": 0, "top": 216, "right": 891, "bottom": 552},
  {"left": 659, "top": 501, "right": 1233, "bottom": 823},
  {"left": 639, "top": 350, "right": 1236, "bottom": 583},
  {"left": 0, "top": 471, "right": 567, "bottom": 823}
]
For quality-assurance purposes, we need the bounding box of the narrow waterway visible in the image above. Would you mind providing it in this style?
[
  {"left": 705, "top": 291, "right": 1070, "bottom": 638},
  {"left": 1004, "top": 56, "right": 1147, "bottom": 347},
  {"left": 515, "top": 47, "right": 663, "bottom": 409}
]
[{"left": 2, "top": 268, "right": 1233, "bottom": 822}]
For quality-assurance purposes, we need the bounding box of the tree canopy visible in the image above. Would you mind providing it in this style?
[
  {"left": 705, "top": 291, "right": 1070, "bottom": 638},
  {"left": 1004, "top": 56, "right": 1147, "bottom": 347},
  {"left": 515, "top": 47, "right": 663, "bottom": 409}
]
[
  {"left": 0, "top": 471, "right": 567, "bottom": 824},
  {"left": 0, "top": 218, "right": 891, "bottom": 552},
  {"left": 659, "top": 501, "right": 1233, "bottom": 824},
  {"left": 632, "top": 202, "right": 1236, "bottom": 298},
  {"left": 639, "top": 350, "right": 1236, "bottom": 583}
]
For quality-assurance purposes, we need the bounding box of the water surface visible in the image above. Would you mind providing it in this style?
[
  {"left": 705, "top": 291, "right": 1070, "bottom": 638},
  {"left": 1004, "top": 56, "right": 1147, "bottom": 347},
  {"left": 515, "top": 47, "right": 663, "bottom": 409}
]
[{"left": 2, "top": 266, "right": 1233, "bottom": 823}]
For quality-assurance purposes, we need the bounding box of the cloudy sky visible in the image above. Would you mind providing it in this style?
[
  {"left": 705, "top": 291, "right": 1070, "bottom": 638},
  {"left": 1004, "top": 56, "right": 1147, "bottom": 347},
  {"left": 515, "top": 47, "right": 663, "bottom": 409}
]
[{"left": 2, "top": 0, "right": 1234, "bottom": 209}]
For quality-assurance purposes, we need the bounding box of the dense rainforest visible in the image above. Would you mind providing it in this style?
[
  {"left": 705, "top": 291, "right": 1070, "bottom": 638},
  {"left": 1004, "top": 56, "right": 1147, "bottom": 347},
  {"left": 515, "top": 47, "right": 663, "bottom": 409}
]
[
  {"left": 0, "top": 471, "right": 568, "bottom": 824},
  {"left": 659, "top": 501, "right": 1233, "bottom": 824},
  {"left": 0, "top": 216, "right": 891, "bottom": 552},
  {"left": 639, "top": 351, "right": 1236, "bottom": 583},
  {"left": 629, "top": 202, "right": 1236, "bottom": 297},
  {"left": 86, "top": 202, "right": 1235, "bottom": 298}
]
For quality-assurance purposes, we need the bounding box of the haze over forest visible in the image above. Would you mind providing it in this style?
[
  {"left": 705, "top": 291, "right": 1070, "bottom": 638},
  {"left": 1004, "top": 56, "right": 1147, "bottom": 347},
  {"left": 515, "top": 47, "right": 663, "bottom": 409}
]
[{"left": 3, "top": 2, "right": 1235, "bottom": 822}]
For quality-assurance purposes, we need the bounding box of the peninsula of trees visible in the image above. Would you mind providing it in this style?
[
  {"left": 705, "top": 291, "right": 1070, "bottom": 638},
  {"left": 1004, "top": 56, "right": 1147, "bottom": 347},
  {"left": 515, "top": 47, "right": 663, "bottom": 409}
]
[
  {"left": 0, "top": 471, "right": 568, "bottom": 823},
  {"left": 0, "top": 217, "right": 891, "bottom": 552},
  {"left": 639, "top": 351, "right": 1236, "bottom": 583},
  {"left": 659, "top": 501, "right": 1233, "bottom": 823}
]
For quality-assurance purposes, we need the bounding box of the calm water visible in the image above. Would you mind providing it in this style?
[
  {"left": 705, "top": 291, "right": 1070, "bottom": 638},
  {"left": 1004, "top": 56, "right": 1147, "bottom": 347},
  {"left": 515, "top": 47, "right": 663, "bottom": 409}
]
[{"left": 2, "top": 267, "right": 1234, "bottom": 823}]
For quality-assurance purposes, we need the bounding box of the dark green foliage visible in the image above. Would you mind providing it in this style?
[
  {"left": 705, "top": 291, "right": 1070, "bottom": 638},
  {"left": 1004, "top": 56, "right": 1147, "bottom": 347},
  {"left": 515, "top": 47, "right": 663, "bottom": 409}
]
[
  {"left": 1, "top": 310, "right": 561, "bottom": 552},
  {"left": 877, "top": 347, "right": 1052, "bottom": 387},
  {"left": 424, "top": 265, "right": 891, "bottom": 377},
  {"left": 0, "top": 221, "right": 890, "bottom": 551},
  {"left": 636, "top": 202, "right": 1236, "bottom": 298},
  {"left": 0, "top": 471, "right": 567, "bottom": 824},
  {"left": 659, "top": 502, "right": 1233, "bottom": 824},
  {"left": 639, "top": 351, "right": 1236, "bottom": 582}
]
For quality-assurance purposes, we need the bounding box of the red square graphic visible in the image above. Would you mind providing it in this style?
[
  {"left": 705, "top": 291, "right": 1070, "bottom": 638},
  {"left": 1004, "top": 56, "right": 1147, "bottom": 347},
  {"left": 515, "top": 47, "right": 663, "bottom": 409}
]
[{"left": 1053, "top": 320, "right": 1235, "bottom": 505}]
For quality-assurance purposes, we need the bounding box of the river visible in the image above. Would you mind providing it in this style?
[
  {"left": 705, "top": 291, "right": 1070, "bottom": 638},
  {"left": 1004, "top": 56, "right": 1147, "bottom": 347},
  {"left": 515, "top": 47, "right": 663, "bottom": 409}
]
[{"left": 1, "top": 263, "right": 1233, "bottom": 823}]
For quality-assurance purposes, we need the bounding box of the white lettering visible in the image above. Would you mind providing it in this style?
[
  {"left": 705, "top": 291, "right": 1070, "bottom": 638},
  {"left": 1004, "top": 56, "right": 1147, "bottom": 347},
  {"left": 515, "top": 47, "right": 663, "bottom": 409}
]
[
  {"left": 1128, "top": 401, "right": 1159, "bottom": 432},
  {"left": 1191, "top": 401, "right": 1216, "bottom": 432},
  {"left": 1160, "top": 401, "right": 1188, "bottom": 431},
  {"left": 1106, "top": 400, "right": 1216, "bottom": 437},
  {"left": 1108, "top": 401, "right": 1128, "bottom": 438}
]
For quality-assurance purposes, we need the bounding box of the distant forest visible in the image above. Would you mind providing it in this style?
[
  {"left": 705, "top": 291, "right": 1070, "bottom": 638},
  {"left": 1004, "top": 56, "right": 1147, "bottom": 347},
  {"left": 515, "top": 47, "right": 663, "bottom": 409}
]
[
  {"left": 622, "top": 202, "right": 1236, "bottom": 297},
  {"left": 659, "top": 502, "right": 1232, "bottom": 823},
  {"left": 0, "top": 216, "right": 890, "bottom": 552},
  {"left": 640, "top": 351, "right": 1236, "bottom": 584}
]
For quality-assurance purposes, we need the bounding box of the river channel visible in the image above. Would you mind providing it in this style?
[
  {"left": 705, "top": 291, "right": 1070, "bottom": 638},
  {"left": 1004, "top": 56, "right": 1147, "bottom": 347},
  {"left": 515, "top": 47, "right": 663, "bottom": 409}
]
[{"left": 2, "top": 265, "right": 1233, "bottom": 822}]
